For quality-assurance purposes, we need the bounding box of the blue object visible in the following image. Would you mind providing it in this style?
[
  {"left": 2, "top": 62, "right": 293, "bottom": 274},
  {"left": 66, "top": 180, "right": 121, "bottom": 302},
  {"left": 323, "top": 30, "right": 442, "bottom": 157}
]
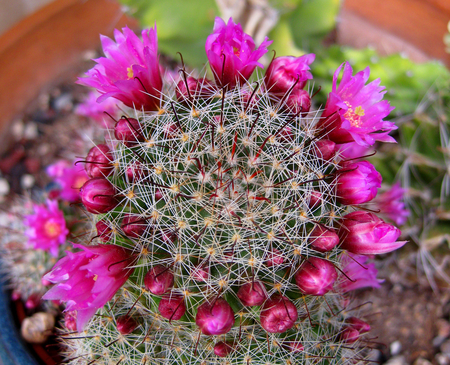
[{"left": 0, "top": 280, "right": 39, "bottom": 365}]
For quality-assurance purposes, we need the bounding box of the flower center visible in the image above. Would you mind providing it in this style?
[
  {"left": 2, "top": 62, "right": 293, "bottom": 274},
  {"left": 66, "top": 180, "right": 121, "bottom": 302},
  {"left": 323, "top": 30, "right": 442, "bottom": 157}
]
[
  {"left": 44, "top": 220, "right": 62, "bottom": 238},
  {"left": 343, "top": 103, "right": 365, "bottom": 128},
  {"left": 127, "top": 66, "right": 134, "bottom": 79}
]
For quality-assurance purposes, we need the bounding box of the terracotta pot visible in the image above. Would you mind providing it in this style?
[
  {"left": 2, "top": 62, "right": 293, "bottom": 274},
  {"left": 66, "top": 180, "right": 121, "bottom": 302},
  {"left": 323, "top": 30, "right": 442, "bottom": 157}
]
[
  {"left": 339, "top": 0, "right": 450, "bottom": 67},
  {"left": 0, "top": 0, "right": 136, "bottom": 153}
]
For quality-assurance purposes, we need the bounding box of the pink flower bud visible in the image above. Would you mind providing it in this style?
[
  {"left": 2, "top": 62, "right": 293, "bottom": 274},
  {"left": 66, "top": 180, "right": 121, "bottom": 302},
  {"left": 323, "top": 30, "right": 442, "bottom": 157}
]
[
  {"left": 96, "top": 220, "right": 113, "bottom": 242},
  {"left": 340, "top": 326, "right": 360, "bottom": 343},
  {"left": 11, "top": 291, "right": 21, "bottom": 301},
  {"left": 126, "top": 162, "right": 145, "bottom": 182},
  {"left": 116, "top": 315, "right": 138, "bottom": 335},
  {"left": 158, "top": 294, "right": 186, "bottom": 321},
  {"left": 284, "top": 89, "right": 311, "bottom": 116},
  {"left": 214, "top": 341, "right": 234, "bottom": 357},
  {"left": 260, "top": 294, "right": 298, "bottom": 333},
  {"left": 192, "top": 264, "right": 209, "bottom": 282},
  {"left": 265, "top": 55, "right": 315, "bottom": 97},
  {"left": 347, "top": 317, "right": 370, "bottom": 333},
  {"left": 338, "top": 211, "right": 407, "bottom": 255},
  {"left": 237, "top": 281, "right": 267, "bottom": 306},
  {"left": 265, "top": 248, "right": 284, "bottom": 267},
  {"left": 85, "top": 144, "right": 113, "bottom": 178},
  {"left": 337, "top": 161, "right": 382, "bottom": 205},
  {"left": 121, "top": 214, "right": 148, "bottom": 238},
  {"left": 309, "top": 226, "right": 339, "bottom": 253},
  {"left": 144, "top": 265, "right": 174, "bottom": 295},
  {"left": 196, "top": 298, "right": 235, "bottom": 335},
  {"left": 314, "top": 140, "right": 336, "bottom": 161},
  {"left": 294, "top": 257, "right": 337, "bottom": 296},
  {"left": 80, "top": 178, "right": 118, "bottom": 214},
  {"left": 308, "top": 190, "right": 322, "bottom": 209},
  {"left": 64, "top": 311, "right": 77, "bottom": 332},
  {"left": 282, "top": 341, "right": 304, "bottom": 353},
  {"left": 25, "top": 293, "right": 41, "bottom": 309},
  {"left": 176, "top": 77, "right": 215, "bottom": 101},
  {"left": 278, "top": 126, "right": 294, "bottom": 143},
  {"left": 155, "top": 189, "right": 163, "bottom": 201},
  {"left": 114, "top": 117, "right": 144, "bottom": 145}
]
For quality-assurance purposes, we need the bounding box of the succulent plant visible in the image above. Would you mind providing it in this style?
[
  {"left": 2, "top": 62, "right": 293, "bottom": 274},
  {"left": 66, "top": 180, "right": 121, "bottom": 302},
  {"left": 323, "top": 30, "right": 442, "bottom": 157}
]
[{"left": 45, "top": 18, "right": 406, "bottom": 364}]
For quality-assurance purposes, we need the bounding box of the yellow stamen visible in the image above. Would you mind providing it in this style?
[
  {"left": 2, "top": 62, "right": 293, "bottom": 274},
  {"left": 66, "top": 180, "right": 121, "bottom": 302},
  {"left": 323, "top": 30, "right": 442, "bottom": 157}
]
[{"left": 127, "top": 67, "right": 134, "bottom": 79}]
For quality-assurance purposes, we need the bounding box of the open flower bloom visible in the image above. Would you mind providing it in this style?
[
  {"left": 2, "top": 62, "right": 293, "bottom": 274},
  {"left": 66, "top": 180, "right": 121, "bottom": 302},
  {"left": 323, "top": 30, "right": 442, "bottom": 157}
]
[
  {"left": 374, "top": 182, "right": 410, "bottom": 226},
  {"left": 338, "top": 253, "right": 382, "bottom": 293},
  {"left": 77, "top": 27, "right": 163, "bottom": 111},
  {"left": 319, "top": 62, "right": 396, "bottom": 146},
  {"left": 42, "top": 244, "right": 134, "bottom": 330},
  {"left": 24, "top": 199, "right": 68, "bottom": 256},
  {"left": 264, "top": 54, "right": 315, "bottom": 97},
  {"left": 46, "top": 160, "right": 89, "bottom": 202},
  {"left": 338, "top": 211, "right": 407, "bottom": 255},
  {"left": 75, "top": 90, "right": 119, "bottom": 127},
  {"left": 205, "top": 17, "right": 272, "bottom": 89}
]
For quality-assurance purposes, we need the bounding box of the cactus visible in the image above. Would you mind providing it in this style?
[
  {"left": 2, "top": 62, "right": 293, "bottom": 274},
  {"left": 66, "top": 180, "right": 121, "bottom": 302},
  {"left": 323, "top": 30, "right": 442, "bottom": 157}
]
[{"left": 44, "top": 18, "right": 406, "bottom": 364}]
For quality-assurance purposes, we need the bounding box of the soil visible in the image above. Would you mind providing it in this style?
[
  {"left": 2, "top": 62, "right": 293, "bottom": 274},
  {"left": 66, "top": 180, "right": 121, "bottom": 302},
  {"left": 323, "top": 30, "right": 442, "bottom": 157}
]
[{"left": 1, "top": 57, "right": 449, "bottom": 365}]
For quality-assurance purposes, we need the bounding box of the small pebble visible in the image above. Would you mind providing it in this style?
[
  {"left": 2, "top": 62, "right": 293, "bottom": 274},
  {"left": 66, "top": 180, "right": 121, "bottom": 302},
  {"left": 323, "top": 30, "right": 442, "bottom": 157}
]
[
  {"left": 53, "top": 93, "right": 73, "bottom": 112},
  {"left": 390, "top": 340, "right": 402, "bottom": 356},
  {"left": 385, "top": 355, "right": 407, "bottom": 365},
  {"left": 436, "top": 353, "right": 450, "bottom": 365},
  {"left": 10, "top": 119, "right": 24, "bottom": 141},
  {"left": 23, "top": 121, "right": 38, "bottom": 140},
  {"left": 442, "top": 339, "right": 450, "bottom": 355},
  {"left": 21, "top": 174, "right": 35, "bottom": 190},
  {"left": 0, "top": 178, "right": 10, "bottom": 196},
  {"left": 414, "top": 358, "right": 432, "bottom": 365}
]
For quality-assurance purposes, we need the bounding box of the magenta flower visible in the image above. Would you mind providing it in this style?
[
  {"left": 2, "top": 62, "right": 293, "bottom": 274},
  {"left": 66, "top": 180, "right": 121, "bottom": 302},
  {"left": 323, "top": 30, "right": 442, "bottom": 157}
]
[
  {"left": 374, "top": 182, "right": 410, "bottom": 226},
  {"left": 338, "top": 211, "right": 407, "bottom": 255},
  {"left": 337, "top": 253, "right": 382, "bottom": 293},
  {"left": 42, "top": 244, "right": 133, "bottom": 330},
  {"left": 264, "top": 55, "right": 315, "bottom": 97},
  {"left": 205, "top": 17, "right": 272, "bottom": 89},
  {"left": 337, "top": 141, "right": 371, "bottom": 160},
  {"left": 319, "top": 62, "right": 396, "bottom": 146},
  {"left": 336, "top": 161, "right": 382, "bottom": 205},
  {"left": 77, "top": 27, "right": 163, "bottom": 111},
  {"left": 47, "top": 160, "right": 89, "bottom": 203},
  {"left": 24, "top": 200, "right": 68, "bottom": 257},
  {"left": 196, "top": 298, "right": 235, "bottom": 335},
  {"left": 75, "top": 90, "right": 119, "bottom": 127}
]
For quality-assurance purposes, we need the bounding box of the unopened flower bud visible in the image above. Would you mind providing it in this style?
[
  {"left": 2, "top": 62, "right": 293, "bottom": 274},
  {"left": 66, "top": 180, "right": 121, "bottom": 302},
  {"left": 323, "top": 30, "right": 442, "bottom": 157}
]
[
  {"left": 25, "top": 293, "right": 41, "bottom": 309},
  {"left": 116, "top": 315, "right": 138, "bottom": 335},
  {"left": 265, "top": 248, "right": 284, "bottom": 267},
  {"left": 64, "top": 311, "right": 77, "bottom": 331},
  {"left": 192, "top": 264, "right": 209, "bottom": 282},
  {"left": 347, "top": 317, "right": 370, "bottom": 333},
  {"left": 284, "top": 89, "right": 311, "bottom": 116},
  {"left": 337, "top": 161, "right": 381, "bottom": 205},
  {"left": 214, "top": 341, "right": 234, "bottom": 357},
  {"left": 96, "top": 220, "right": 113, "bottom": 242},
  {"left": 114, "top": 117, "right": 144, "bottom": 145},
  {"left": 158, "top": 294, "right": 186, "bottom": 321},
  {"left": 85, "top": 144, "right": 113, "bottom": 178},
  {"left": 260, "top": 294, "right": 298, "bottom": 333},
  {"left": 308, "top": 190, "right": 322, "bottom": 208},
  {"left": 282, "top": 341, "right": 304, "bottom": 353},
  {"left": 80, "top": 178, "right": 118, "bottom": 214},
  {"left": 126, "top": 162, "right": 145, "bottom": 182},
  {"left": 309, "top": 225, "right": 339, "bottom": 253},
  {"left": 176, "top": 77, "right": 215, "bottom": 101},
  {"left": 121, "top": 214, "right": 148, "bottom": 238},
  {"left": 340, "top": 326, "right": 360, "bottom": 343},
  {"left": 237, "top": 281, "right": 266, "bottom": 306},
  {"left": 314, "top": 140, "right": 336, "bottom": 161},
  {"left": 338, "top": 211, "right": 406, "bottom": 255},
  {"left": 144, "top": 265, "right": 174, "bottom": 295},
  {"left": 196, "top": 298, "right": 235, "bottom": 335},
  {"left": 294, "top": 257, "right": 337, "bottom": 296}
]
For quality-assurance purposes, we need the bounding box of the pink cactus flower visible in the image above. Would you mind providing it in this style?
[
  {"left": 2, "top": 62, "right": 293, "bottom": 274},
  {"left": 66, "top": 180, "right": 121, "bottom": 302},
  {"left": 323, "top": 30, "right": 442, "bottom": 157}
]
[
  {"left": 337, "top": 141, "right": 372, "bottom": 160},
  {"left": 47, "top": 160, "right": 89, "bottom": 202},
  {"left": 205, "top": 17, "right": 272, "bottom": 89},
  {"left": 338, "top": 211, "right": 407, "bottom": 255},
  {"left": 336, "top": 161, "right": 382, "bottom": 205},
  {"left": 374, "top": 182, "right": 410, "bottom": 226},
  {"left": 264, "top": 55, "right": 315, "bottom": 97},
  {"left": 42, "top": 244, "right": 134, "bottom": 330},
  {"left": 24, "top": 199, "right": 68, "bottom": 256},
  {"left": 338, "top": 253, "right": 382, "bottom": 293},
  {"left": 77, "top": 27, "right": 163, "bottom": 111},
  {"left": 319, "top": 62, "right": 396, "bottom": 146},
  {"left": 75, "top": 90, "right": 119, "bottom": 127}
]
